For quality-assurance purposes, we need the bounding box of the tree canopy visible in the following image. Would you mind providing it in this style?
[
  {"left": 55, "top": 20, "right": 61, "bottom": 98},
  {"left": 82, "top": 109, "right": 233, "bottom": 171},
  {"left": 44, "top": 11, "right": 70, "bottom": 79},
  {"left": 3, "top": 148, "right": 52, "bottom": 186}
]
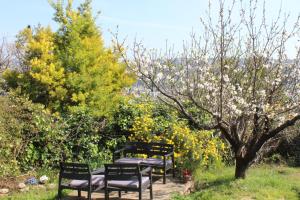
[{"left": 3, "top": 0, "right": 135, "bottom": 117}]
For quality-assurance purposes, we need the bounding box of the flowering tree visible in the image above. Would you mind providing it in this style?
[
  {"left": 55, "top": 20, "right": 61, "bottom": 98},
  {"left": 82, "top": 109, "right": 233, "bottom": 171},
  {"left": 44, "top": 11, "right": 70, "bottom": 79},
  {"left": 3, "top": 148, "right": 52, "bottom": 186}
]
[
  {"left": 0, "top": 38, "right": 13, "bottom": 73},
  {"left": 3, "top": 0, "right": 135, "bottom": 117},
  {"left": 116, "top": 0, "right": 300, "bottom": 178}
]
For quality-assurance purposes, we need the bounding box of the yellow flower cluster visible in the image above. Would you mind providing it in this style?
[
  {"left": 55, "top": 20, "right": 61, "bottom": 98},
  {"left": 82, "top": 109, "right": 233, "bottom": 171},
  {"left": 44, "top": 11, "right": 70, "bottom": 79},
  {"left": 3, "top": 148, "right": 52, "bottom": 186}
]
[
  {"left": 25, "top": 27, "right": 67, "bottom": 101},
  {"left": 129, "top": 114, "right": 154, "bottom": 142},
  {"left": 128, "top": 103, "right": 227, "bottom": 168}
]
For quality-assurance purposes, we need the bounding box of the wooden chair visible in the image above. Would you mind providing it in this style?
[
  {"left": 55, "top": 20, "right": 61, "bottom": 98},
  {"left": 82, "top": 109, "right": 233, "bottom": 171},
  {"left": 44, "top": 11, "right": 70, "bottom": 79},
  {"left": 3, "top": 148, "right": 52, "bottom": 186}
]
[
  {"left": 104, "top": 163, "right": 153, "bottom": 200},
  {"left": 57, "top": 162, "right": 104, "bottom": 200}
]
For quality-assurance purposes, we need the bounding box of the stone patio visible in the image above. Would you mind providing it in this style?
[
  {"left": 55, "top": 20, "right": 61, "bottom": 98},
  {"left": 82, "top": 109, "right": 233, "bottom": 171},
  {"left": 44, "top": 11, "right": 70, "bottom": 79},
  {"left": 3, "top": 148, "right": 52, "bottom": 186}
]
[{"left": 63, "top": 176, "right": 186, "bottom": 200}]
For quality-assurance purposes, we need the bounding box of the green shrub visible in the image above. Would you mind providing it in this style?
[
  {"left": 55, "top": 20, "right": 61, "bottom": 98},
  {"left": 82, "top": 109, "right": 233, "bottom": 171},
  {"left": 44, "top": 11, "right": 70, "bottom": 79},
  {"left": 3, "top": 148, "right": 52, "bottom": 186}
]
[
  {"left": 0, "top": 94, "right": 23, "bottom": 176},
  {"left": 20, "top": 108, "right": 122, "bottom": 170},
  {"left": 61, "top": 109, "right": 124, "bottom": 169},
  {"left": 276, "top": 131, "right": 300, "bottom": 166},
  {"left": 0, "top": 92, "right": 121, "bottom": 176},
  {"left": 0, "top": 92, "right": 60, "bottom": 176},
  {"left": 108, "top": 97, "right": 230, "bottom": 170}
]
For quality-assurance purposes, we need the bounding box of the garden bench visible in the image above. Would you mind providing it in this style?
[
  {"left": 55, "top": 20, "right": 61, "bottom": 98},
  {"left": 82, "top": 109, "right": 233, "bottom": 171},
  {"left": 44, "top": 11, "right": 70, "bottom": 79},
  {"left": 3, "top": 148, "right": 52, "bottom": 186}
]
[
  {"left": 113, "top": 141, "right": 175, "bottom": 184},
  {"left": 57, "top": 162, "right": 105, "bottom": 200},
  {"left": 104, "top": 163, "right": 153, "bottom": 200}
]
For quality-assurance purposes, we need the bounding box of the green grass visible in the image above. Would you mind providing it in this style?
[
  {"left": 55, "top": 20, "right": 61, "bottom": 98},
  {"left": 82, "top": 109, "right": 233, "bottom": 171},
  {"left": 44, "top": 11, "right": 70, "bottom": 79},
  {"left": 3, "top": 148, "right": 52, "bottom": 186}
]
[
  {"left": 0, "top": 169, "right": 61, "bottom": 200},
  {"left": 173, "top": 165, "right": 300, "bottom": 200},
  {"left": 1, "top": 165, "right": 300, "bottom": 200},
  {"left": 0, "top": 187, "right": 58, "bottom": 200}
]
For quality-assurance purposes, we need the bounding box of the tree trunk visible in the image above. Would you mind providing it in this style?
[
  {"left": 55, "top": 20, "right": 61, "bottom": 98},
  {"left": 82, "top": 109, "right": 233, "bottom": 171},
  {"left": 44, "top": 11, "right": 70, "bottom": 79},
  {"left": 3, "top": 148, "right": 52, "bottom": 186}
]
[{"left": 235, "top": 158, "right": 250, "bottom": 179}]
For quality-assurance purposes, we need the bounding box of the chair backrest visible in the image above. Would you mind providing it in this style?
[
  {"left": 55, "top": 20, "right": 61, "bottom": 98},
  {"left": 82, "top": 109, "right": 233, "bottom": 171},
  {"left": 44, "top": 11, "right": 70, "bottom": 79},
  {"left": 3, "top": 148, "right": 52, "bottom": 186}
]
[
  {"left": 60, "top": 162, "right": 91, "bottom": 180},
  {"left": 124, "top": 142, "right": 173, "bottom": 157},
  {"left": 104, "top": 163, "right": 140, "bottom": 181},
  {"left": 148, "top": 142, "right": 173, "bottom": 156}
]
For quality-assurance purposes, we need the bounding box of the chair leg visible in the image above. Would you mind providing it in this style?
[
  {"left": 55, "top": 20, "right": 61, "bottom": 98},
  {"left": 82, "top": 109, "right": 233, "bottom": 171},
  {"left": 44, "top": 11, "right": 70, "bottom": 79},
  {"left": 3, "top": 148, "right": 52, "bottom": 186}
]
[
  {"left": 172, "top": 156, "right": 175, "bottom": 178},
  {"left": 87, "top": 190, "right": 92, "bottom": 200},
  {"left": 57, "top": 188, "right": 62, "bottom": 200},
  {"left": 118, "top": 190, "right": 122, "bottom": 198},
  {"left": 150, "top": 184, "right": 153, "bottom": 200},
  {"left": 163, "top": 168, "right": 167, "bottom": 184},
  {"left": 173, "top": 166, "right": 175, "bottom": 178},
  {"left": 105, "top": 190, "right": 109, "bottom": 200},
  {"left": 78, "top": 189, "right": 81, "bottom": 197}
]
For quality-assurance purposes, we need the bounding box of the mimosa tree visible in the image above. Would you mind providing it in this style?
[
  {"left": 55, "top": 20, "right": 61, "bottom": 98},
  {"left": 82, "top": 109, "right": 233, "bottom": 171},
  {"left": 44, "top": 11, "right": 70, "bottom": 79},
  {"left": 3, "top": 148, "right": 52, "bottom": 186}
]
[{"left": 3, "top": 0, "right": 135, "bottom": 117}]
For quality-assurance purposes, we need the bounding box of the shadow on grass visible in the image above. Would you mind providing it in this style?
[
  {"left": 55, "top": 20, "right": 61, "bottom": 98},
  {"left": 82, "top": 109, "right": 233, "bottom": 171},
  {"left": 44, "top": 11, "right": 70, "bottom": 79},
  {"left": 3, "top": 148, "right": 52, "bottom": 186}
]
[
  {"left": 197, "top": 176, "right": 235, "bottom": 190},
  {"left": 291, "top": 186, "right": 300, "bottom": 199}
]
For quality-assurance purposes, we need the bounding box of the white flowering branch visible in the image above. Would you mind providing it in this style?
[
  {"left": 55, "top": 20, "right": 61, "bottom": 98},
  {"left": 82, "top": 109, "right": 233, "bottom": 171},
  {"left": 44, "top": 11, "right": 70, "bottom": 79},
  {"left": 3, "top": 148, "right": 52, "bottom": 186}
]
[{"left": 114, "top": 0, "right": 300, "bottom": 179}]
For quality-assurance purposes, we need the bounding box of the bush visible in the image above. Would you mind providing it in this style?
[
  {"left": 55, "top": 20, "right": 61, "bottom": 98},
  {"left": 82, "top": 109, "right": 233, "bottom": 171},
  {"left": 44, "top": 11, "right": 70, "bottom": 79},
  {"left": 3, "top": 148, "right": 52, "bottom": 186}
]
[
  {"left": 21, "top": 107, "right": 123, "bottom": 170},
  {"left": 275, "top": 131, "right": 300, "bottom": 166},
  {"left": 61, "top": 110, "right": 124, "bottom": 169},
  {"left": 0, "top": 92, "right": 62, "bottom": 176},
  {"left": 18, "top": 104, "right": 65, "bottom": 171},
  {"left": 0, "top": 94, "right": 23, "bottom": 176},
  {"left": 109, "top": 98, "right": 229, "bottom": 170},
  {"left": 0, "top": 92, "right": 122, "bottom": 176}
]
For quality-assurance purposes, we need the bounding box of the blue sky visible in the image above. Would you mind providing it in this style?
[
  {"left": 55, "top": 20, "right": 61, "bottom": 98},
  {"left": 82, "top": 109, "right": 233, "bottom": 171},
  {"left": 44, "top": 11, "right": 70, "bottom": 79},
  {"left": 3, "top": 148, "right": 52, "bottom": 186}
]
[{"left": 0, "top": 0, "right": 299, "bottom": 55}]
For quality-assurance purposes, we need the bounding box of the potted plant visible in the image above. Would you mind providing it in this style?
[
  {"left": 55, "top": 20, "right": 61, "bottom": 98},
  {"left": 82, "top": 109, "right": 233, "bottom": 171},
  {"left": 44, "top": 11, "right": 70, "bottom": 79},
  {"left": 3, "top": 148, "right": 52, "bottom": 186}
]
[
  {"left": 179, "top": 158, "right": 193, "bottom": 183},
  {"left": 182, "top": 168, "right": 192, "bottom": 183}
]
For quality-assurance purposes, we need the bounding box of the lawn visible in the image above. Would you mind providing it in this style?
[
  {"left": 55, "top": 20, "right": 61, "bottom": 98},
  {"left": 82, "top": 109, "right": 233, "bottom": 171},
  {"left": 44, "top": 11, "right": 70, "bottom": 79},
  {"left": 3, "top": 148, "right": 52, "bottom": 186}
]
[
  {"left": 173, "top": 165, "right": 300, "bottom": 200},
  {"left": 0, "top": 188, "right": 58, "bottom": 200},
  {"left": 0, "top": 169, "right": 60, "bottom": 200},
  {"left": 1, "top": 165, "right": 299, "bottom": 200}
]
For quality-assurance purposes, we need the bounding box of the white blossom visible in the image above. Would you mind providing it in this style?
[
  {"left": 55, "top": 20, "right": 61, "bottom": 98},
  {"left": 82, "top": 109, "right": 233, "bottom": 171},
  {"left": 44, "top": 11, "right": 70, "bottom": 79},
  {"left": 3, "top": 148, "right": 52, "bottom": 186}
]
[
  {"left": 156, "top": 72, "right": 163, "bottom": 81},
  {"left": 223, "top": 74, "right": 230, "bottom": 82}
]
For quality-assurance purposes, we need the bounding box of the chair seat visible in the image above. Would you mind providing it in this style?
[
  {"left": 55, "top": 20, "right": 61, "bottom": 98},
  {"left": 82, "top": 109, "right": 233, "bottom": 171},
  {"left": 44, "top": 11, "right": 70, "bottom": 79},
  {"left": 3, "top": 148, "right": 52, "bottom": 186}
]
[
  {"left": 115, "top": 157, "right": 172, "bottom": 167},
  {"left": 115, "top": 157, "right": 144, "bottom": 164},
  {"left": 108, "top": 177, "right": 150, "bottom": 189},
  {"left": 69, "top": 175, "right": 105, "bottom": 188},
  {"left": 142, "top": 158, "right": 172, "bottom": 167}
]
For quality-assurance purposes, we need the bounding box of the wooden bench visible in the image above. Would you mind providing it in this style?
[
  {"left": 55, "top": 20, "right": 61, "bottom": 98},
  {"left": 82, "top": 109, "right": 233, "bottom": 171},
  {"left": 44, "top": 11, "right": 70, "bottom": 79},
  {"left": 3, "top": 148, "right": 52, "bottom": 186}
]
[{"left": 113, "top": 142, "right": 175, "bottom": 184}]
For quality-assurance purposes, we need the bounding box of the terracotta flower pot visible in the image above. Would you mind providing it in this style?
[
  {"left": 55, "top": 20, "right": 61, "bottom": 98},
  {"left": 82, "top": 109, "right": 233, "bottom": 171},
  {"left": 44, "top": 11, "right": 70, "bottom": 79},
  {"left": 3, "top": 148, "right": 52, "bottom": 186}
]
[{"left": 182, "top": 169, "right": 192, "bottom": 183}]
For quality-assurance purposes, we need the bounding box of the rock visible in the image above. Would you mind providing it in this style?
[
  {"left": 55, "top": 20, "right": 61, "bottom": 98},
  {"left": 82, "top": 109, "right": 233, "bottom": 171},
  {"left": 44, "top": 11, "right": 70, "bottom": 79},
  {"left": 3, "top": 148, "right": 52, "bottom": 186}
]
[
  {"left": 0, "top": 188, "right": 9, "bottom": 194},
  {"left": 25, "top": 177, "right": 38, "bottom": 185},
  {"left": 183, "top": 180, "right": 194, "bottom": 195},
  {"left": 19, "top": 187, "right": 29, "bottom": 192},
  {"left": 47, "top": 183, "right": 56, "bottom": 189},
  {"left": 36, "top": 184, "right": 46, "bottom": 189},
  {"left": 18, "top": 182, "right": 26, "bottom": 189},
  {"left": 39, "top": 175, "right": 49, "bottom": 184}
]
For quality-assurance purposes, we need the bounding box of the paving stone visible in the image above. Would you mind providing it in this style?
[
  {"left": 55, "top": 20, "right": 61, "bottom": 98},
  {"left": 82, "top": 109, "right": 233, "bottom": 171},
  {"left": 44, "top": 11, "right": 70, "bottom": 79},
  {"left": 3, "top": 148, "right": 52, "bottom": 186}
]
[
  {"left": 48, "top": 183, "right": 56, "bottom": 189},
  {"left": 18, "top": 182, "right": 26, "bottom": 189},
  {"left": 0, "top": 188, "right": 9, "bottom": 194},
  {"left": 20, "top": 187, "right": 29, "bottom": 192},
  {"left": 63, "top": 176, "right": 184, "bottom": 200}
]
